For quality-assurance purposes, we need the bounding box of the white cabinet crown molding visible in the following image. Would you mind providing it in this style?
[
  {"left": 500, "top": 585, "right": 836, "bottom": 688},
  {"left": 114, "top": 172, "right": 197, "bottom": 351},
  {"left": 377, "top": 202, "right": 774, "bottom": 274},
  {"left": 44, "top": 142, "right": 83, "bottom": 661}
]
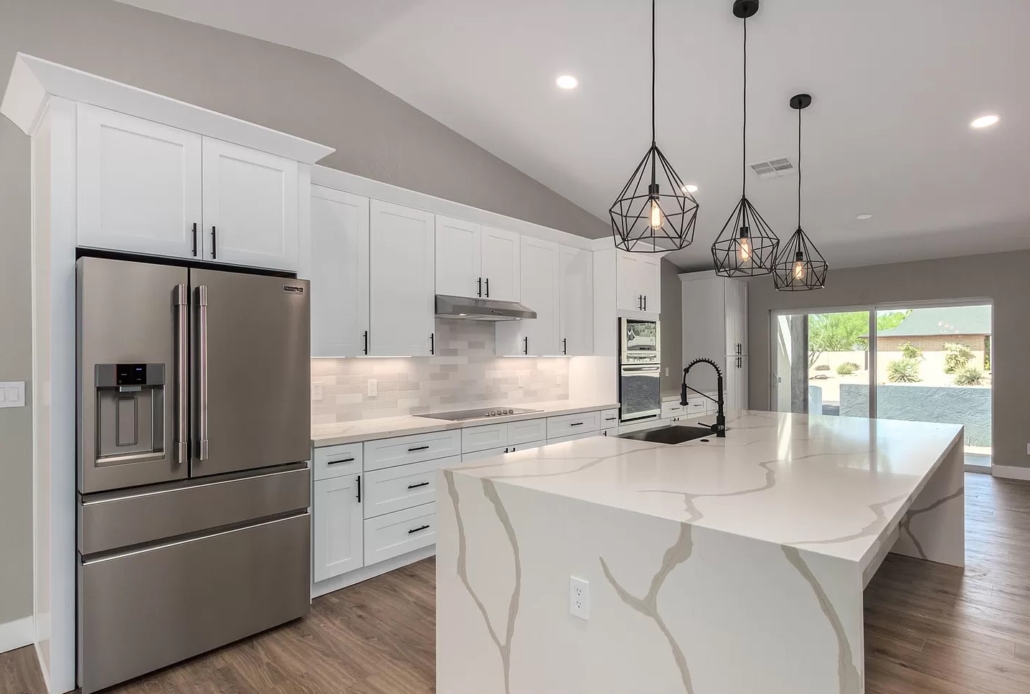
[{"left": 0, "top": 53, "right": 333, "bottom": 163}]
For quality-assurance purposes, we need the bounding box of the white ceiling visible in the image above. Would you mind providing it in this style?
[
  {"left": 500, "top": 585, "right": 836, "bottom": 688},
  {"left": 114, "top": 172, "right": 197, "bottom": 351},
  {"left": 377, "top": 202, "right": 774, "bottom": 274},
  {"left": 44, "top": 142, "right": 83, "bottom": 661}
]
[{"left": 115, "top": 0, "right": 1030, "bottom": 270}]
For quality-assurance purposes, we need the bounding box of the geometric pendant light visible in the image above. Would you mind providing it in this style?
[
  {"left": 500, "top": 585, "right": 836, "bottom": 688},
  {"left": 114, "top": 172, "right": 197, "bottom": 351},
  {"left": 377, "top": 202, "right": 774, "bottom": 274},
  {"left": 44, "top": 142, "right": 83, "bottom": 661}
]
[
  {"left": 610, "top": 0, "right": 699, "bottom": 253},
  {"left": 712, "top": 0, "right": 779, "bottom": 276},
  {"left": 773, "top": 93, "right": 829, "bottom": 291}
]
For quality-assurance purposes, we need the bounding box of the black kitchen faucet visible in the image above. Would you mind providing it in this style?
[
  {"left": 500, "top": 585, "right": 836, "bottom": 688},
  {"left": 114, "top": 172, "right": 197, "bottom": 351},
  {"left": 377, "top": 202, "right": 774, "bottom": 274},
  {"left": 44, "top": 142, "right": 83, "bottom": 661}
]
[{"left": 681, "top": 358, "right": 727, "bottom": 438}]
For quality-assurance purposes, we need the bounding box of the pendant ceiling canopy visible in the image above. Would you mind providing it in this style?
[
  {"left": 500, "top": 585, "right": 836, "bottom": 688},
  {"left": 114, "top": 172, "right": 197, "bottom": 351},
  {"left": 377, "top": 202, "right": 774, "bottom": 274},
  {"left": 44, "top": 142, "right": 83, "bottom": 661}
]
[
  {"left": 774, "top": 94, "right": 829, "bottom": 291},
  {"left": 712, "top": 1, "right": 779, "bottom": 277},
  {"left": 609, "top": 0, "right": 699, "bottom": 253}
]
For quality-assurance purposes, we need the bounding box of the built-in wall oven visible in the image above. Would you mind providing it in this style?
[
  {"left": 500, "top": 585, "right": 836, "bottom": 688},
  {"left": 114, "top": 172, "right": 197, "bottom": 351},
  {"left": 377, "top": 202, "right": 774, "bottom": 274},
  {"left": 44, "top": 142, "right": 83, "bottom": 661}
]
[{"left": 619, "top": 317, "right": 661, "bottom": 423}]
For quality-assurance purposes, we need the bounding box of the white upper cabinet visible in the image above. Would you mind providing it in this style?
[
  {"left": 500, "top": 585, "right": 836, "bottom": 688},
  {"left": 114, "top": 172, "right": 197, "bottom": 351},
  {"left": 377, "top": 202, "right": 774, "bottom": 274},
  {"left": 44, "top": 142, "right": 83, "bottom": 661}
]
[
  {"left": 497, "top": 237, "right": 560, "bottom": 356},
  {"left": 310, "top": 187, "right": 370, "bottom": 357},
  {"left": 480, "top": 226, "right": 521, "bottom": 302},
  {"left": 435, "top": 216, "right": 481, "bottom": 298},
  {"left": 724, "top": 278, "right": 748, "bottom": 356},
  {"left": 77, "top": 104, "right": 203, "bottom": 259},
  {"left": 559, "top": 245, "right": 593, "bottom": 356},
  {"left": 616, "top": 251, "right": 661, "bottom": 313},
  {"left": 201, "top": 138, "right": 299, "bottom": 270},
  {"left": 434, "top": 218, "right": 520, "bottom": 302},
  {"left": 369, "top": 200, "right": 436, "bottom": 357},
  {"left": 681, "top": 272, "right": 748, "bottom": 401}
]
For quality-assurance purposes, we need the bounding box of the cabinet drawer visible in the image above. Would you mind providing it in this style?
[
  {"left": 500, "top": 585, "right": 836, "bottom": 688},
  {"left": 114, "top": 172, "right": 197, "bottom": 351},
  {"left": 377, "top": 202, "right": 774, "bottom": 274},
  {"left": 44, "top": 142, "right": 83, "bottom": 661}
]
[
  {"left": 364, "top": 503, "right": 436, "bottom": 566},
  {"left": 313, "top": 443, "right": 362, "bottom": 481},
  {"left": 363, "top": 429, "right": 461, "bottom": 471},
  {"left": 547, "top": 410, "right": 600, "bottom": 440},
  {"left": 363, "top": 456, "right": 457, "bottom": 518},
  {"left": 547, "top": 431, "right": 598, "bottom": 445},
  {"left": 661, "top": 401, "right": 687, "bottom": 419},
  {"left": 461, "top": 447, "right": 509, "bottom": 463},
  {"left": 685, "top": 397, "right": 707, "bottom": 417},
  {"left": 462, "top": 423, "right": 507, "bottom": 453},
  {"left": 507, "top": 417, "right": 547, "bottom": 445},
  {"left": 600, "top": 409, "right": 620, "bottom": 429},
  {"left": 508, "top": 439, "right": 544, "bottom": 453}
]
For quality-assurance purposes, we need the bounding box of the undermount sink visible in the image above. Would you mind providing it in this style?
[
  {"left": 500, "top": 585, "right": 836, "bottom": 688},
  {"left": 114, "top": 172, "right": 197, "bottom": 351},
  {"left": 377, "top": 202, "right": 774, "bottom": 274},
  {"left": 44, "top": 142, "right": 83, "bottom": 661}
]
[{"left": 618, "top": 425, "right": 717, "bottom": 445}]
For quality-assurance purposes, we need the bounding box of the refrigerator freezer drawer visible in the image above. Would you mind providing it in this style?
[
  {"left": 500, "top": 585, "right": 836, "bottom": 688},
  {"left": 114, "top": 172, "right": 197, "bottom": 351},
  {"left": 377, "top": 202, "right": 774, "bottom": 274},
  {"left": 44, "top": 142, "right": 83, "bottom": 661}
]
[
  {"left": 79, "top": 465, "right": 310, "bottom": 556},
  {"left": 78, "top": 513, "right": 310, "bottom": 694}
]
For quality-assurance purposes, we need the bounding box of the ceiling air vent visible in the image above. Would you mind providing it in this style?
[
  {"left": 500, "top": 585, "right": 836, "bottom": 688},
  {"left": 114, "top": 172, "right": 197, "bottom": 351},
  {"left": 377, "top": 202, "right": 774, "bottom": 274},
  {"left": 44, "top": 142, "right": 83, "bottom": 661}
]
[{"left": 750, "top": 156, "right": 797, "bottom": 180}]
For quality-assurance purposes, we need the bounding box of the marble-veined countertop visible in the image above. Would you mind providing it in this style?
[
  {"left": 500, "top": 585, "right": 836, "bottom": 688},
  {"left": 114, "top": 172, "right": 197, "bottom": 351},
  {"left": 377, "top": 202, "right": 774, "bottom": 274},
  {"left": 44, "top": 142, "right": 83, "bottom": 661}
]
[{"left": 443, "top": 410, "right": 963, "bottom": 568}]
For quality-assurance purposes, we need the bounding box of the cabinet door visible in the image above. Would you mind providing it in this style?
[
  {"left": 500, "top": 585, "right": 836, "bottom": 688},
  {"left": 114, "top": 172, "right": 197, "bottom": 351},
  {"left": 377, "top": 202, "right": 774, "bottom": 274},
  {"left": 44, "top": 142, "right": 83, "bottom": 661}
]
[
  {"left": 724, "top": 279, "right": 748, "bottom": 356},
  {"left": 77, "top": 104, "right": 202, "bottom": 259},
  {"left": 559, "top": 246, "right": 593, "bottom": 356},
  {"left": 638, "top": 255, "right": 661, "bottom": 313},
  {"left": 201, "top": 138, "right": 299, "bottom": 270},
  {"left": 616, "top": 252, "right": 644, "bottom": 311},
  {"left": 497, "top": 237, "right": 560, "bottom": 356},
  {"left": 480, "top": 226, "right": 521, "bottom": 302},
  {"left": 313, "top": 475, "right": 364, "bottom": 582},
  {"left": 726, "top": 355, "right": 749, "bottom": 412},
  {"left": 369, "top": 200, "right": 436, "bottom": 356},
  {"left": 310, "top": 187, "right": 370, "bottom": 357},
  {"left": 435, "top": 216, "right": 481, "bottom": 298}
]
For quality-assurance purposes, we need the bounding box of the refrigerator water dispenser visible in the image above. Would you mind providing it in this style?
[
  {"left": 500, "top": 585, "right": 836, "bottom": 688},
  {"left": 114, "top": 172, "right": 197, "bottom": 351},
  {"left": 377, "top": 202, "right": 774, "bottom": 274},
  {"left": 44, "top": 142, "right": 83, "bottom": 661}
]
[{"left": 94, "top": 363, "right": 165, "bottom": 465}]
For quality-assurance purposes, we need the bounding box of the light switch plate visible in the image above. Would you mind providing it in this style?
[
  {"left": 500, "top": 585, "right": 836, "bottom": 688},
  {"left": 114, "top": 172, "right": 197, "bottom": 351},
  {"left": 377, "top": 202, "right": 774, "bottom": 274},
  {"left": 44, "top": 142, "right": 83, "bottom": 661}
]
[
  {"left": 0, "top": 382, "right": 25, "bottom": 409},
  {"left": 367, "top": 379, "right": 378, "bottom": 397},
  {"left": 312, "top": 383, "right": 323, "bottom": 401}
]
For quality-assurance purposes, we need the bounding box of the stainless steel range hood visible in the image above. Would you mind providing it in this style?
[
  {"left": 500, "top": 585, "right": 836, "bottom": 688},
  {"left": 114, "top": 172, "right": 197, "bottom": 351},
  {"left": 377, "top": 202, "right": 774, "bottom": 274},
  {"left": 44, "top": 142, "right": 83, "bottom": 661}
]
[{"left": 435, "top": 294, "right": 536, "bottom": 322}]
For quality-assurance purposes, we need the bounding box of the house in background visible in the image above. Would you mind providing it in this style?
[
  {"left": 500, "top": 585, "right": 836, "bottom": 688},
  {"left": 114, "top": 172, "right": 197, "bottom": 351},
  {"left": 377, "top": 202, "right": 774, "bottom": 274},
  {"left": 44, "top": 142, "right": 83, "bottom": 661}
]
[{"left": 875, "top": 305, "right": 992, "bottom": 383}]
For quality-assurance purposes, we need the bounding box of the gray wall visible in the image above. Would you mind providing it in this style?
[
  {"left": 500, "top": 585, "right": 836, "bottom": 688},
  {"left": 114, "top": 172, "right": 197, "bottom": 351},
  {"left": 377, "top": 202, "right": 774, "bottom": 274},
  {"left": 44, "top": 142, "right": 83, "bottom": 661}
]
[
  {"left": 0, "top": 0, "right": 607, "bottom": 626},
  {"left": 748, "top": 250, "right": 1027, "bottom": 467},
  {"left": 659, "top": 259, "right": 683, "bottom": 393}
]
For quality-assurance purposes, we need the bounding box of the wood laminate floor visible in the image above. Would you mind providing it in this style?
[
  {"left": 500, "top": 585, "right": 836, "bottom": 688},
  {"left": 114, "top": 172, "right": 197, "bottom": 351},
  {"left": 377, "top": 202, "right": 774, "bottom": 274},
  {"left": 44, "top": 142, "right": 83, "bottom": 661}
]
[{"left": 3, "top": 473, "right": 1029, "bottom": 694}]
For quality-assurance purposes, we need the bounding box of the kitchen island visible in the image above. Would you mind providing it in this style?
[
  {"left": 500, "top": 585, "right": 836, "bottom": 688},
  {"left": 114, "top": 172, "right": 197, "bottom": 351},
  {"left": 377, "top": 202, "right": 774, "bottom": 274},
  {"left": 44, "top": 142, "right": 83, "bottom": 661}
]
[{"left": 436, "top": 411, "right": 964, "bottom": 694}]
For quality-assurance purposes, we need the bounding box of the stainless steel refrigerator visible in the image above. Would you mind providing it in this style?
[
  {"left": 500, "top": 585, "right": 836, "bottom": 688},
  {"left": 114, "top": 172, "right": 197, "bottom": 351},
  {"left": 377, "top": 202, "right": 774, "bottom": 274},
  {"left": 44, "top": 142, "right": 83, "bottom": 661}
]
[{"left": 76, "top": 256, "right": 311, "bottom": 693}]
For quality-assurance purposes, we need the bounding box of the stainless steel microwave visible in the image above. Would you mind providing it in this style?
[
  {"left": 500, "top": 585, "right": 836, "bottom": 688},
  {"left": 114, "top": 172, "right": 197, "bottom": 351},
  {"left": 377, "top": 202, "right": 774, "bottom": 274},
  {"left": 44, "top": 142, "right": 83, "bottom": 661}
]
[{"left": 620, "top": 317, "right": 661, "bottom": 364}]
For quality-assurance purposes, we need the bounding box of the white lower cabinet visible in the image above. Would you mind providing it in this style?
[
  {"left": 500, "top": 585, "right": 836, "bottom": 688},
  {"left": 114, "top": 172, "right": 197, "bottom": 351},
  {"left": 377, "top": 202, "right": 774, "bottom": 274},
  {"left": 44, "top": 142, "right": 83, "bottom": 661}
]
[
  {"left": 547, "top": 431, "right": 600, "bottom": 445},
  {"left": 364, "top": 503, "right": 437, "bottom": 565},
  {"left": 546, "top": 411, "right": 601, "bottom": 439},
  {"left": 363, "top": 457, "right": 454, "bottom": 518},
  {"left": 313, "top": 474, "right": 363, "bottom": 582},
  {"left": 461, "top": 446, "right": 509, "bottom": 462}
]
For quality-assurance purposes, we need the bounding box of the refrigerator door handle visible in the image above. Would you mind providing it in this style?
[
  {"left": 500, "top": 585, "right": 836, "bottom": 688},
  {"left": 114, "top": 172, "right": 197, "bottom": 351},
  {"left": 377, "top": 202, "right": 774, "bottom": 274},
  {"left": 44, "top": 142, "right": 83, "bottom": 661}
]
[
  {"left": 174, "top": 284, "right": 189, "bottom": 465},
  {"left": 197, "top": 285, "right": 210, "bottom": 461}
]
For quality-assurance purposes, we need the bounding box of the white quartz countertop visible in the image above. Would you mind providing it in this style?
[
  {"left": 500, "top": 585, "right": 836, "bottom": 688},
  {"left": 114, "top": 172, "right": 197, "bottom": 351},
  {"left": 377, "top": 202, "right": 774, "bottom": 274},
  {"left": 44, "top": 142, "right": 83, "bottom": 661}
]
[
  {"left": 444, "top": 410, "right": 963, "bottom": 567},
  {"left": 311, "top": 400, "right": 620, "bottom": 447}
]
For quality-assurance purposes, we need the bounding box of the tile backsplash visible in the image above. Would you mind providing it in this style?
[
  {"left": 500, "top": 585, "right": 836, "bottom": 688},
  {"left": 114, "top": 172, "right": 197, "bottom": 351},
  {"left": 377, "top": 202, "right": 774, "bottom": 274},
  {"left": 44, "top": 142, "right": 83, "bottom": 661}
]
[{"left": 311, "top": 321, "right": 569, "bottom": 424}]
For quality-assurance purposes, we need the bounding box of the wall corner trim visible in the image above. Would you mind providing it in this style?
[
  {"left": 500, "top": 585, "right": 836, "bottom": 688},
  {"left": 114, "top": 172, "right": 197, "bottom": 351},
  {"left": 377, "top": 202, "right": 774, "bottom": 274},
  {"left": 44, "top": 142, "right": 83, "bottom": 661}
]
[{"left": 0, "top": 615, "right": 34, "bottom": 656}]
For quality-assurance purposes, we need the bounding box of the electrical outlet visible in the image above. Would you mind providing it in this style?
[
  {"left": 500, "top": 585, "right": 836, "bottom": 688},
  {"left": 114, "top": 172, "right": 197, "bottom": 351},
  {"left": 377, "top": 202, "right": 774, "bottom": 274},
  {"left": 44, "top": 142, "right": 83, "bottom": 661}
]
[
  {"left": 1026, "top": 443, "right": 1030, "bottom": 455},
  {"left": 665, "top": 367, "right": 669, "bottom": 377},
  {"left": 367, "top": 379, "right": 378, "bottom": 397},
  {"left": 312, "top": 383, "right": 323, "bottom": 401},
  {"left": 569, "top": 576, "right": 590, "bottom": 619},
  {"left": 517, "top": 374, "right": 526, "bottom": 388}
]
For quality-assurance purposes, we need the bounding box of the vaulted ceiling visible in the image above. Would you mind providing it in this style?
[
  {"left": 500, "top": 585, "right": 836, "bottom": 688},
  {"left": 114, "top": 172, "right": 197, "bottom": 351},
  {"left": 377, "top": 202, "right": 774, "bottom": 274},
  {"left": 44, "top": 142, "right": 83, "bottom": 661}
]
[{"left": 116, "top": 0, "right": 1030, "bottom": 270}]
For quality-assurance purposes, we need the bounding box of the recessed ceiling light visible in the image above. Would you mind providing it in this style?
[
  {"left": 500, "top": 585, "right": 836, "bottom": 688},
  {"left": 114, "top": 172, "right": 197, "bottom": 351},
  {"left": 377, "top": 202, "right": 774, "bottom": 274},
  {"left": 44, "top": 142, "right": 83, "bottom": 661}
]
[
  {"left": 856, "top": 214, "right": 872, "bottom": 220},
  {"left": 970, "top": 114, "right": 999, "bottom": 129},
  {"left": 556, "top": 75, "right": 578, "bottom": 90},
  {"left": 682, "top": 184, "right": 698, "bottom": 193}
]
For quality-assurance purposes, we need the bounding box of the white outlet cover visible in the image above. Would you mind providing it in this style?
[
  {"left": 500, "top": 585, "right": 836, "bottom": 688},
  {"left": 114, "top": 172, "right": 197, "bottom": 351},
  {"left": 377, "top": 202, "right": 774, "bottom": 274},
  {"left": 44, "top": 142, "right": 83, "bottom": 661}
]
[
  {"left": 312, "top": 383, "right": 323, "bottom": 401},
  {"left": 0, "top": 381, "right": 25, "bottom": 408},
  {"left": 569, "top": 576, "right": 590, "bottom": 619},
  {"left": 368, "top": 379, "right": 378, "bottom": 397}
]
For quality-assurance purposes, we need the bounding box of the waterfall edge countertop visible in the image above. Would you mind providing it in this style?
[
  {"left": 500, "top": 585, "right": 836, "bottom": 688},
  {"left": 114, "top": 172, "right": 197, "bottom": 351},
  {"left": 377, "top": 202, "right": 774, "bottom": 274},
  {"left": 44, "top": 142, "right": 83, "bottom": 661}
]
[
  {"left": 437, "top": 410, "right": 966, "bottom": 693},
  {"left": 311, "top": 400, "right": 619, "bottom": 447}
]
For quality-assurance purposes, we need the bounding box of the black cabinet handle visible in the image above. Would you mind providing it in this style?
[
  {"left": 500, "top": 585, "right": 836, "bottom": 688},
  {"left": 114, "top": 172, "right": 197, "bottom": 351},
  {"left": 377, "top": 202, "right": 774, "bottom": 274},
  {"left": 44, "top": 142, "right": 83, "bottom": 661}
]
[
  {"left": 570, "top": 422, "right": 584, "bottom": 427},
  {"left": 430, "top": 333, "right": 435, "bottom": 355},
  {"left": 363, "top": 330, "right": 369, "bottom": 355},
  {"left": 408, "top": 445, "right": 429, "bottom": 452},
  {"left": 524, "top": 336, "right": 529, "bottom": 355},
  {"left": 563, "top": 338, "right": 567, "bottom": 355},
  {"left": 485, "top": 278, "right": 490, "bottom": 298},
  {"left": 644, "top": 295, "right": 647, "bottom": 311},
  {"left": 408, "top": 524, "right": 430, "bottom": 535},
  {"left": 407, "top": 481, "right": 430, "bottom": 490},
  {"left": 478, "top": 277, "right": 483, "bottom": 297},
  {"left": 191, "top": 223, "right": 198, "bottom": 257},
  {"left": 638, "top": 295, "right": 642, "bottom": 310},
  {"left": 328, "top": 457, "right": 355, "bottom": 465},
  {"left": 356, "top": 475, "right": 361, "bottom": 503},
  {"left": 211, "top": 226, "right": 217, "bottom": 259}
]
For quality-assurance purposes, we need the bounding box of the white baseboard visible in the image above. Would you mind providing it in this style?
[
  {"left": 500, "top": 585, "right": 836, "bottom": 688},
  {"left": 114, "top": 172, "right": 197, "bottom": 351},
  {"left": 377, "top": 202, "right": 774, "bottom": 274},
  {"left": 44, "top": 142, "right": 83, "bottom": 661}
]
[
  {"left": 0, "top": 616, "right": 34, "bottom": 655},
  {"left": 311, "top": 544, "right": 436, "bottom": 599},
  {"left": 992, "top": 465, "right": 1030, "bottom": 481}
]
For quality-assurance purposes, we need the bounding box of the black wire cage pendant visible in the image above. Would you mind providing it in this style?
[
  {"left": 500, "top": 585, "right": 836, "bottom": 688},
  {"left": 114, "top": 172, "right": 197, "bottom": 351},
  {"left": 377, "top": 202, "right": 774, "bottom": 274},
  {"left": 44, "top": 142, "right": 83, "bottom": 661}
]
[
  {"left": 712, "top": 0, "right": 779, "bottom": 277},
  {"left": 773, "top": 93, "right": 828, "bottom": 291},
  {"left": 610, "top": 0, "right": 699, "bottom": 253}
]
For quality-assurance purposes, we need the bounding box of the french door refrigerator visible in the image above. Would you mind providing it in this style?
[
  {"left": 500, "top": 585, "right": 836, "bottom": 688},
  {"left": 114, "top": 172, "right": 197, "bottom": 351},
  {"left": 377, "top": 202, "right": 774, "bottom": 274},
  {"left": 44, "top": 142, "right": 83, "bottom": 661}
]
[{"left": 76, "top": 256, "right": 311, "bottom": 693}]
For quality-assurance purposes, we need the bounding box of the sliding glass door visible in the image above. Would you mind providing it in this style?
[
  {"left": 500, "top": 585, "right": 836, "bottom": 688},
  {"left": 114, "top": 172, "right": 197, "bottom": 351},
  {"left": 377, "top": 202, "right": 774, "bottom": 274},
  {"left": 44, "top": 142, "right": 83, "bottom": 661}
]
[{"left": 772, "top": 303, "right": 993, "bottom": 468}]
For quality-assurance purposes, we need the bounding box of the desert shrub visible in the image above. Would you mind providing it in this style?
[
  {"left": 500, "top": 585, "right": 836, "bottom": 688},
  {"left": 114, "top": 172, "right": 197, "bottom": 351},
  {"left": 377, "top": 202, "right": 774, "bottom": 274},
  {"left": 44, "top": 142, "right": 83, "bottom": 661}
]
[
  {"left": 900, "top": 342, "right": 923, "bottom": 361},
  {"left": 887, "top": 359, "right": 921, "bottom": 383},
  {"left": 943, "top": 343, "right": 974, "bottom": 374},
  {"left": 814, "top": 364, "right": 830, "bottom": 371},
  {"left": 836, "top": 362, "right": 859, "bottom": 375},
  {"left": 954, "top": 366, "right": 985, "bottom": 386}
]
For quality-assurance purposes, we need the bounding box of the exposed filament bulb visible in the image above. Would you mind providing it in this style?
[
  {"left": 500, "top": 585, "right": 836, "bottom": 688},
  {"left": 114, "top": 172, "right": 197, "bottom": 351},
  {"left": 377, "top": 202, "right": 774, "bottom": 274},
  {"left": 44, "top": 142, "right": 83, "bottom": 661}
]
[
  {"left": 793, "top": 250, "right": 805, "bottom": 280},
  {"left": 738, "top": 226, "right": 751, "bottom": 262},
  {"left": 650, "top": 199, "right": 662, "bottom": 229}
]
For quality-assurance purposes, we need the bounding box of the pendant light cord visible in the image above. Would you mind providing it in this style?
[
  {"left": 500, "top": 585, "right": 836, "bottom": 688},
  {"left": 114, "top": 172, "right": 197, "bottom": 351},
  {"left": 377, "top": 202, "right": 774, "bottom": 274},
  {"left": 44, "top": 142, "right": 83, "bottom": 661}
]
[
  {"left": 651, "top": 0, "right": 656, "bottom": 145},
  {"left": 741, "top": 17, "right": 747, "bottom": 197},
  {"left": 797, "top": 103, "right": 802, "bottom": 229}
]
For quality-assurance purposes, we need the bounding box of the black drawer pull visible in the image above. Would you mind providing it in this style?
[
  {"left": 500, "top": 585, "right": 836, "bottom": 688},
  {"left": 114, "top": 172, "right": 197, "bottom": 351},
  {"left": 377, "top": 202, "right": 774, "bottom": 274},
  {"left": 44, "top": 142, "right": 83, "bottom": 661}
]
[
  {"left": 407, "top": 445, "right": 429, "bottom": 452},
  {"left": 328, "top": 457, "right": 355, "bottom": 465},
  {"left": 570, "top": 422, "right": 584, "bottom": 427},
  {"left": 356, "top": 475, "right": 361, "bottom": 503},
  {"left": 407, "top": 481, "right": 430, "bottom": 490},
  {"left": 408, "top": 524, "right": 430, "bottom": 535}
]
